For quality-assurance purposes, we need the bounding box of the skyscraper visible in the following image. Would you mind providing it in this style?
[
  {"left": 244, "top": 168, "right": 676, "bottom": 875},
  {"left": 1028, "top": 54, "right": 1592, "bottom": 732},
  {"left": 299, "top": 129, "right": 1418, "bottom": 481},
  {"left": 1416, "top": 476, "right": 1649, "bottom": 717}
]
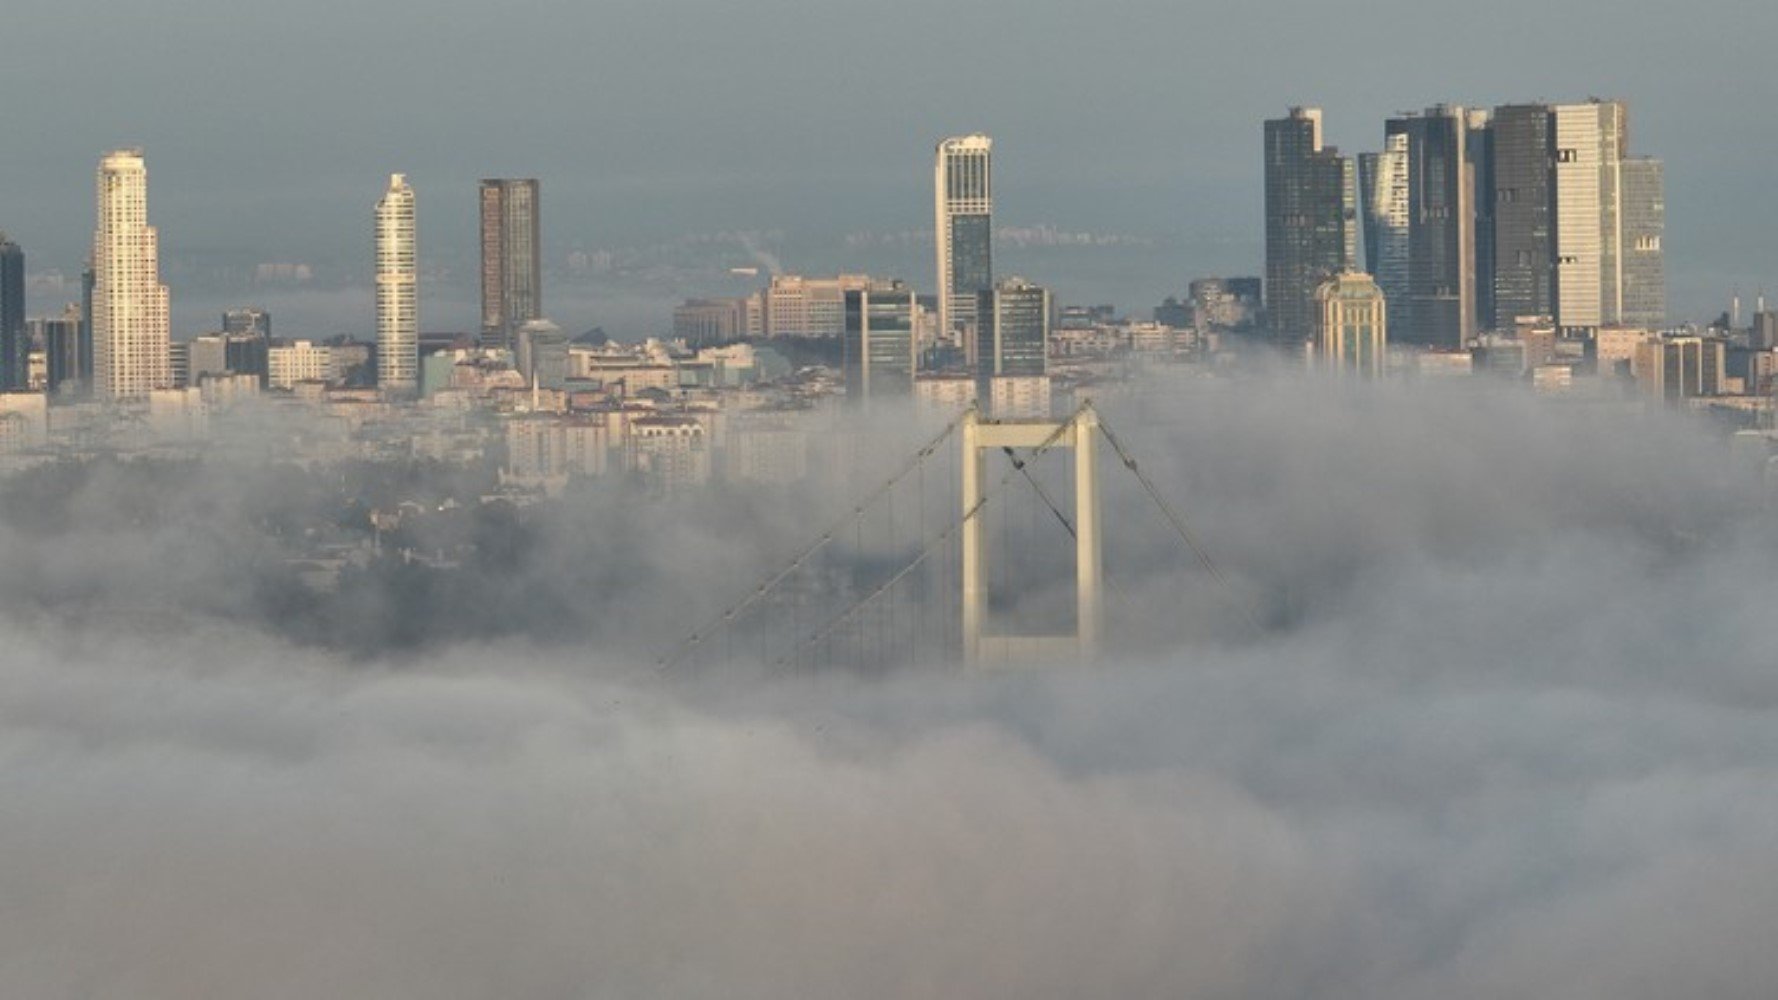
[
  {"left": 976, "top": 276, "right": 1050, "bottom": 406},
  {"left": 79, "top": 263, "right": 95, "bottom": 393},
  {"left": 479, "top": 179, "right": 541, "bottom": 350},
  {"left": 1385, "top": 106, "right": 1478, "bottom": 349},
  {"left": 1468, "top": 109, "right": 1496, "bottom": 335},
  {"left": 1264, "top": 108, "right": 1357, "bottom": 342},
  {"left": 1619, "top": 156, "right": 1665, "bottom": 329},
  {"left": 935, "top": 135, "right": 993, "bottom": 351},
  {"left": 375, "top": 174, "right": 418, "bottom": 394},
  {"left": 92, "top": 149, "right": 171, "bottom": 398},
  {"left": 1551, "top": 100, "right": 1624, "bottom": 336},
  {"left": 40, "top": 307, "right": 84, "bottom": 394},
  {"left": 1491, "top": 103, "right": 1555, "bottom": 329},
  {"left": 1358, "top": 133, "right": 1411, "bottom": 312},
  {"left": 1313, "top": 272, "right": 1387, "bottom": 378},
  {"left": 843, "top": 280, "right": 917, "bottom": 406},
  {"left": 0, "top": 234, "right": 24, "bottom": 391}
]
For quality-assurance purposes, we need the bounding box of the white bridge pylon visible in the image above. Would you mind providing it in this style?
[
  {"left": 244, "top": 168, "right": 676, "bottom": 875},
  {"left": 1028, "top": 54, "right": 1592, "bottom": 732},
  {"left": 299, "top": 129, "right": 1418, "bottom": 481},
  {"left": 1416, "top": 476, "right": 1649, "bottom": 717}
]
[{"left": 960, "top": 403, "right": 1103, "bottom": 666}]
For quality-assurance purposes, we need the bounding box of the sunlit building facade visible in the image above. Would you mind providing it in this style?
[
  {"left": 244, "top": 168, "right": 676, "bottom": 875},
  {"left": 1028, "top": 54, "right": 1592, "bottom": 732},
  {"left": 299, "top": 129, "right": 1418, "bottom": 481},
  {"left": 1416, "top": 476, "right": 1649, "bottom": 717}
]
[
  {"left": 1358, "top": 133, "right": 1410, "bottom": 316},
  {"left": 375, "top": 174, "right": 418, "bottom": 394},
  {"left": 92, "top": 149, "right": 172, "bottom": 398},
  {"left": 1313, "top": 272, "right": 1387, "bottom": 377},
  {"left": 935, "top": 135, "right": 993, "bottom": 349}
]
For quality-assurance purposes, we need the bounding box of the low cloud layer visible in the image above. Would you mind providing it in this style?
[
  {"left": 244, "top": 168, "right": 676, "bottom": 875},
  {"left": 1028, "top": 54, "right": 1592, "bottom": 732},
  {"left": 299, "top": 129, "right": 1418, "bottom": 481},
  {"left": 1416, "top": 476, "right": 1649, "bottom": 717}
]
[{"left": 3, "top": 376, "right": 1776, "bottom": 998}]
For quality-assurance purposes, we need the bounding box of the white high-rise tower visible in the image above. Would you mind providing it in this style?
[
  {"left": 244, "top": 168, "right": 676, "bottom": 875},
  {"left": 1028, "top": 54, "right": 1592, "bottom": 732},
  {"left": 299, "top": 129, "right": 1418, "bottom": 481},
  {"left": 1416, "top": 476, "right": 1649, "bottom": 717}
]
[
  {"left": 1552, "top": 100, "right": 1626, "bottom": 336},
  {"left": 935, "top": 135, "right": 993, "bottom": 353},
  {"left": 375, "top": 174, "right": 418, "bottom": 394},
  {"left": 92, "top": 149, "right": 171, "bottom": 398}
]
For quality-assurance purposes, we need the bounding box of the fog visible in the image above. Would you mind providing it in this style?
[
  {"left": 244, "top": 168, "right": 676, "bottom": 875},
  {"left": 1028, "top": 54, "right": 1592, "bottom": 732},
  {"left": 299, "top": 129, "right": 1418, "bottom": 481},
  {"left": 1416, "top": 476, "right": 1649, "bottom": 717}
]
[{"left": 4, "top": 375, "right": 1778, "bottom": 998}]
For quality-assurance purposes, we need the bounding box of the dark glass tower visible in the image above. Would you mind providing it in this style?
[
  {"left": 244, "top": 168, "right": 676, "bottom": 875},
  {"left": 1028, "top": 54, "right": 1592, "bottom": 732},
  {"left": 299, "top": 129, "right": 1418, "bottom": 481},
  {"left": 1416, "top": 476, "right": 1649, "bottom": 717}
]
[
  {"left": 479, "top": 179, "right": 542, "bottom": 351},
  {"left": 935, "top": 136, "right": 994, "bottom": 351},
  {"left": 0, "top": 234, "right": 25, "bottom": 390},
  {"left": 1619, "top": 157, "right": 1666, "bottom": 329},
  {"left": 1385, "top": 106, "right": 1478, "bottom": 348},
  {"left": 1264, "top": 108, "right": 1356, "bottom": 343},
  {"left": 843, "top": 280, "right": 917, "bottom": 407},
  {"left": 1491, "top": 104, "right": 1555, "bottom": 329},
  {"left": 975, "top": 277, "right": 1050, "bottom": 406}
]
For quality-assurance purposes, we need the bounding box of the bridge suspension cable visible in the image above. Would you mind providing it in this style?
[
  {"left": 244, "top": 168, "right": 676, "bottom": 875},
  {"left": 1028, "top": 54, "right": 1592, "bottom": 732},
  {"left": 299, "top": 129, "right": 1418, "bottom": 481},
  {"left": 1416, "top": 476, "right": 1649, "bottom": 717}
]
[
  {"left": 655, "top": 410, "right": 968, "bottom": 670},
  {"left": 775, "top": 408, "right": 1082, "bottom": 668},
  {"left": 1094, "top": 413, "right": 1260, "bottom": 631}
]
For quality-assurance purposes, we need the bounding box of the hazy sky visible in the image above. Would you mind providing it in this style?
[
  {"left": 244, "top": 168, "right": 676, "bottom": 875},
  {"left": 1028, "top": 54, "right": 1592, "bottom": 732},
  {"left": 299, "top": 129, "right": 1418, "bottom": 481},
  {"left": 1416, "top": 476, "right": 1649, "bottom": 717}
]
[{"left": 4, "top": 0, "right": 1777, "bottom": 332}]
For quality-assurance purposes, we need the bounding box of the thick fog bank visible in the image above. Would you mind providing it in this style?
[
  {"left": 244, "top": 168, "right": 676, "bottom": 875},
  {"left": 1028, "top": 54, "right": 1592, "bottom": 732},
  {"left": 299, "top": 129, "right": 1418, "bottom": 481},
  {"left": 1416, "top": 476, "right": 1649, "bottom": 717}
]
[{"left": 3, "top": 377, "right": 1777, "bottom": 998}]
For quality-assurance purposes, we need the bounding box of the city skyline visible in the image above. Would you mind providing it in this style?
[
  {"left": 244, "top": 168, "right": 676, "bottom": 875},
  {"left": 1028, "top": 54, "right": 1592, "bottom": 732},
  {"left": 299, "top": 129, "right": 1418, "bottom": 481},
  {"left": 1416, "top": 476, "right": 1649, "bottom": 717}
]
[
  {"left": 6, "top": 5, "right": 1778, "bottom": 996},
  {"left": 0, "top": 94, "right": 1726, "bottom": 346},
  {"left": 3, "top": 2, "right": 1772, "bottom": 340}
]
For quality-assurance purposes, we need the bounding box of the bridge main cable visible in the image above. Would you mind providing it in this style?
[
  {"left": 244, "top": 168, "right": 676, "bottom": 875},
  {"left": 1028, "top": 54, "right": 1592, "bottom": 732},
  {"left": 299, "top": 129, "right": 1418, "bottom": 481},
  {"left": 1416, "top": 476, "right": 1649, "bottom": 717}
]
[
  {"left": 1094, "top": 412, "right": 1261, "bottom": 631},
  {"left": 776, "top": 405, "right": 1086, "bottom": 668},
  {"left": 655, "top": 410, "right": 969, "bottom": 670}
]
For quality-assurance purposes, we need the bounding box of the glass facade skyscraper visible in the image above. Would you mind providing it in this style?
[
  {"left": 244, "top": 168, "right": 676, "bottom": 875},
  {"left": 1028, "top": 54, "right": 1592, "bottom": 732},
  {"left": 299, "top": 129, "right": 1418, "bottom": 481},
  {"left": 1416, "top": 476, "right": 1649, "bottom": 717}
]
[
  {"left": 935, "top": 136, "right": 993, "bottom": 350},
  {"left": 1358, "top": 133, "right": 1411, "bottom": 315},
  {"left": 1385, "top": 106, "right": 1478, "bottom": 349},
  {"left": 844, "top": 280, "right": 917, "bottom": 407},
  {"left": 975, "top": 277, "right": 1050, "bottom": 406},
  {"left": 1264, "top": 108, "right": 1356, "bottom": 342},
  {"left": 1619, "top": 156, "right": 1666, "bottom": 329},
  {"left": 1490, "top": 104, "right": 1555, "bottom": 329},
  {"left": 479, "top": 179, "right": 541, "bottom": 350},
  {"left": 0, "top": 234, "right": 24, "bottom": 391}
]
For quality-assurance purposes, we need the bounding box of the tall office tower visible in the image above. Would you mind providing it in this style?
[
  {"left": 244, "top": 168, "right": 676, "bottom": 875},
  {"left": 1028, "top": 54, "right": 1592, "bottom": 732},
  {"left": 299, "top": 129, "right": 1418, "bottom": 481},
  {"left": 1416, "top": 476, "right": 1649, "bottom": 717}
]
[
  {"left": 221, "top": 307, "right": 271, "bottom": 337},
  {"left": 843, "top": 279, "right": 917, "bottom": 406},
  {"left": 92, "top": 149, "right": 172, "bottom": 398},
  {"left": 479, "top": 179, "right": 541, "bottom": 350},
  {"left": 935, "top": 136, "right": 993, "bottom": 351},
  {"left": 79, "top": 263, "right": 95, "bottom": 392},
  {"left": 975, "top": 277, "right": 1050, "bottom": 405},
  {"left": 375, "top": 174, "right": 418, "bottom": 394},
  {"left": 42, "top": 306, "right": 84, "bottom": 393},
  {"left": 1468, "top": 109, "right": 1496, "bottom": 334},
  {"left": 1619, "top": 157, "right": 1666, "bottom": 329},
  {"left": 1385, "top": 106, "right": 1478, "bottom": 349},
  {"left": 1595, "top": 101, "right": 1628, "bottom": 325},
  {"left": 1491, "top": 104, "right": 1555, "bottom": 328},
  {"left": 0, "top": 234, "right": 24, "bottom": 390},
  {"left": 1358, "top": 133, "right": 1411, "bottom": 312},
  {"left": 1551, "top": 100, "right": 1625, "bottom": 336},
  {"left": 1313, "top": 272, "right": 1387, "bottom": 377},
  {"left": 1264, "top": 108, "right": 1357, "bottom": 342}
]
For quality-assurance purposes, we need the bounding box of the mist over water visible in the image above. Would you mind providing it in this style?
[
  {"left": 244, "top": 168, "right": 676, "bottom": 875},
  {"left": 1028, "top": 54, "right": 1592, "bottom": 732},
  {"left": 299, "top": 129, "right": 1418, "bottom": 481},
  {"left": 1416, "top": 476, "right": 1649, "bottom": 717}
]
[{"left": 4, "top": 376, "right": 1777, "bottom": 998}]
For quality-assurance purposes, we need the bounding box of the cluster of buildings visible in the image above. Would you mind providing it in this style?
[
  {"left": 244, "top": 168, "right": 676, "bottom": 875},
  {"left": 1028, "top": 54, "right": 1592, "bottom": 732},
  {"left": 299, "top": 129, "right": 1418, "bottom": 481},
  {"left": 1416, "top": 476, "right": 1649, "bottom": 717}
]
[
  {"left": 1266, "top": 101, "right": 1665, "bottom": 348},
  {"left": 1261, "top": 100, "right": 1778, "bottom": 415},
  {"left": 0, "top": 112, "right": 1772, "bottom": 497}
]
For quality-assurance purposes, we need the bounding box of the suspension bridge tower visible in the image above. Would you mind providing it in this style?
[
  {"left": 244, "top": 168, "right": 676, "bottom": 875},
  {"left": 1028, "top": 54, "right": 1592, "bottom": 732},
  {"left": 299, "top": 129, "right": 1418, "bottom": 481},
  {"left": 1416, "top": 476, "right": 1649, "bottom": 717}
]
[{"left": 960, "top": 403, "right": 1103, "bottom": 665}]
